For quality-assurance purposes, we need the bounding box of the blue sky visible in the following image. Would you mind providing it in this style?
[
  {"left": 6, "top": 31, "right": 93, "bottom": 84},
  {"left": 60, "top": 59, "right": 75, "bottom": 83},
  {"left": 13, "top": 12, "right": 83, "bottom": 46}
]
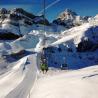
[{"left": 0, "top": 0, "right": 98, "bottom": 22}]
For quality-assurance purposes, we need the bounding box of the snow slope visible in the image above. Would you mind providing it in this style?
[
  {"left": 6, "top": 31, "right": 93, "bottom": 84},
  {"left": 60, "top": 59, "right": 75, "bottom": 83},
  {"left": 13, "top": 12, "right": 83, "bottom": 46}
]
[
  {"left": 50, "top": 23, "right": 91, "bottom": 46},
  {"left": 42, "top": 23, "right": 98, "bottom": 69},
  {"left": 0, "top": 57, "right": 27, "bottom": 98},
  {"left": 31, "top": 65, "right": 98, "bottom": 98},
  {"left": 0, "top": 52, "right": 98, "bottom": 98},
  {"left": 0, "top": 8, "right": 98, "bottom": 98},
  {"left": 10, "top": 34, "right": 39, "bottom": 53},
  {"left": 0, "top": 54, "right": 39, "bottom": 98}
]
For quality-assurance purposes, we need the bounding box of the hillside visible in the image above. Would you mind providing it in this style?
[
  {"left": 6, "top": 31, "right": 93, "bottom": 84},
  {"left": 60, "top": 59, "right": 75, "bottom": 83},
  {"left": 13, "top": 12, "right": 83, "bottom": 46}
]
[
  {"left": 0, "top": 8, "right": 93, "bottom": 40},
  {"left": 42, "top": 21, "right": 98, "bottom": 69},
  {"left": 0, "top": 8, "right": 50, "bottom": 39},
  {"left": 0, "top": 54, "right": 98, "bottom": 98},
  {"left": 0, "top": 7, "right": 98, "bottom": 98}
]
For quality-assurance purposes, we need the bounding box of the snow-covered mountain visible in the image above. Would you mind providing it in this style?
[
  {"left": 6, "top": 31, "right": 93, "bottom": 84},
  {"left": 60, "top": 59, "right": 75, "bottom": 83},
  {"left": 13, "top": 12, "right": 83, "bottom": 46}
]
[
  {"left": 0, "top": 8, "right": 50, "bottom": 39},
  {"left": 52, "top": 9, "right": 91, "bottom": 29},
  {"left": 0, "top": 7, "right": 98, "bottom": 98},
  {"left": 0, "top": 8, "right": 93, "bottom": 40},
  {"left": 42, "top": 21, "right": 98, "bottom": 69},
  {"left": 0, "top": 8, "right": 98, "bottom": 69}
]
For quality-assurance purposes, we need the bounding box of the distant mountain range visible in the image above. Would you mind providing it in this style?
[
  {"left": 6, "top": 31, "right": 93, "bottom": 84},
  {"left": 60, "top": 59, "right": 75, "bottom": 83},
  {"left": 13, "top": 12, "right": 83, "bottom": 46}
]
[
  {"left": 0, "top": 8, "right": 97, "bottom": 40},
  {"left": 0, "top": 8, "right": 98, "bottom": 69},
  {"left": 0, "top": 8, "right": 50, "bottom": 39}
]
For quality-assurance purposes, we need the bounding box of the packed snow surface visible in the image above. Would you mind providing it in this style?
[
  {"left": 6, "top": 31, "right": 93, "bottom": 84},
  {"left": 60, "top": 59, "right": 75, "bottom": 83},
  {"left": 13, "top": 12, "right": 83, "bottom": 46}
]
[
  {"left": 31, "top": 65, "right": 98, "bottom": 98},
  {"left": 0, "top": 53, "right": 98, "bottom": 98}
]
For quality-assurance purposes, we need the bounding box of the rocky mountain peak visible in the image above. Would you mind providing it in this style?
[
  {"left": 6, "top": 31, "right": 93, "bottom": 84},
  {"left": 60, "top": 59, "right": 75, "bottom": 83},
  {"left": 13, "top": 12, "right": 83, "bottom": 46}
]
[
  {"left": 58, "top": 9, "right": 77, "bottom": 21},
  {"left": 52, "top": 9, "right": 90, "bottom": 28},
  {"left": 0, "top": 8, "right": 8, "bottom": 14}
]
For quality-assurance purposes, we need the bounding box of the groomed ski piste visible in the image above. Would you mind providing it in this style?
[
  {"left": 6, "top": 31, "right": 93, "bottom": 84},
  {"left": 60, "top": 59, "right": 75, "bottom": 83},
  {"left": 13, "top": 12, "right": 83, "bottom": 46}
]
[{"left": 0, "top": 53, "right": 98, "bottom": 98}]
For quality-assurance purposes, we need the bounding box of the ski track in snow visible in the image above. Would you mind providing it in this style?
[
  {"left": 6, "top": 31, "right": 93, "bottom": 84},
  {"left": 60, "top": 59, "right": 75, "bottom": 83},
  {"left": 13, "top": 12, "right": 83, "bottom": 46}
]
[{"left": 0, "top": 54, "right": 39, "bottom": 98}]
